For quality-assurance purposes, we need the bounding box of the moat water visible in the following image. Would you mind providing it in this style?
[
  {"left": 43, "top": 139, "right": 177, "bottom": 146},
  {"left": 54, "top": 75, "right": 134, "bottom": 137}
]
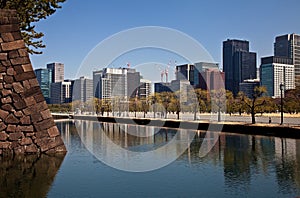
[{"left": 1, "top": 120, "right": 300, "bottom": 197}]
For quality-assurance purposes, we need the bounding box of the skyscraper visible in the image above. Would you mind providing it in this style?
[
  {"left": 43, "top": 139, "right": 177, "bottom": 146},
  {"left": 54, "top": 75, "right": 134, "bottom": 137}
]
[
  {"left": 50, "top": 80, "right": 73, "bottom": 104},
  {"left": 223, "top": 39, "right": 257, "bottom": 95},
  {"left": 93, "top": 67, "right": 141, "bottom": 100},
  {"left": 176, "top": 64, "right": 195, "bottom": 85},
  {"left": 73, "top": 76, "right": 93, "bottom": 103},
  {"left": 34, "top": 68, "right": 52, "bottom": 103},
  {"left": 274, "top": 33, "right": 300, "bottom": 87},
  {"left": 260, "top": 56, "right": 295, "bottom": 98},
  {"left": 47, "top": 62, "right": 64, "bottom": 83},
  {"left": 139, "top": 79, "right": 151, "bottom": 98},
  {"left": 176, "top": 62, "right": 219, "bottom": 87},
  {"left": 198, "top": 68, "right": 225, "bottom": 91}
]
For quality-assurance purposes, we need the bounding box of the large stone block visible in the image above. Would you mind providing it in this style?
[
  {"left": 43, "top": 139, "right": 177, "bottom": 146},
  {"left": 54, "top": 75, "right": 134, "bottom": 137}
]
[
  {"left": 17, "top": 125, "right": 34, "bottom": 132},
  {"left": 22, "top": 64, "right": 32, "bottom": 72},
  {"left": 14, "top": 71, "right": 35, "bottom": 82},
  {"left": 34, "top": 118, "right": 56, "bottom": 131},
  {"left": 0, "top": 122, "right": 7, "bottom": 131},
  {"left": 5, "top": 114, "right": 19, "bottom": 124},
  {"left": 10, "top": 56, "right": 30, "bottom": 65},
  {"left": 20, "top": 86, "right": 40, "bottom": 98},
  {"left": 0, "top": 142, "right": 10, "bottom": 149},
  {"left": 2, "top": 104, "right": 14, "bottom": 112},
  {"left": 2, "top": 89, "right": 12, "bottom": 96},
  {"left": 1, "top": 33, "right": 14, "bottom": 42},
  {"left": 8, "top": 132, "right": 24, "bottom": 141},
  {"left": 20, "top": 116, "right": 31, "bottom": 125},
  {"left": 12, "top": 82, "right": 23, "bottom": 93},
  {"left": 0, "top": 109, "right": 9, "bottom": 119},
  {"left": 20, "top": 137, "right": 33, "bottom": 146},
  {"left": 25, "top": 144, "right": 38, "bottom": 153},
  {"left": 1, "top": 96, "right": 12, "bottom": 104},
  {"left": 1, "top": 40, "right": 25, "bottom": 51},
  {"left": 0, "top": 131, "right": 8, "bottom": 141},
  {"left": 24, "top": 96, "right": 36, "bottom": 106},
  {"left": 0, "top": 24, "right": 19, "bottom": 33},
  {"left": 0, "top": 52, "right": 7, "bottom": 60},
  {"left": 41, "top": 109, "right": 52, "bottom": 120},
  {"left": 17, "top": 48, "right": 27, "bottom": 57},
  {"left": 47, "top": 126, "right": 60, "bottom": 138},
  {"left": 6, "top": 67, "right": 15, "bottom": 75},
  {"left": 13, "top": 99, "right": 27, "bottom": 110},
  {"left": 6, "top": 124, "right": 16, "bottom": 132},
  {"left": 8, "top": 50, "right": 19, "bottom": 59},
  {"left": 3, "top": 75, "right": 13, "bottom": 83}
]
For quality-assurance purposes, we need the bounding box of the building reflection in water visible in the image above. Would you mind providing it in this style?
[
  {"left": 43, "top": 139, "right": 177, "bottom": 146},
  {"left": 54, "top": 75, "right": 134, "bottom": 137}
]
[
  {"left": 73, "top": 120, "right": 195, "bottom": 171},
  {"left": 59, "top": 120, "right": 300, "bottom": 195}
]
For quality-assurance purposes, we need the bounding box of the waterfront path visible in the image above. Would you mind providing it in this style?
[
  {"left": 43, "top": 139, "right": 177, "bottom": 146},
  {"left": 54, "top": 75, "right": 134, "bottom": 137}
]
[{"left": 52, "top": 112, "right": 300, "bottom": 126}]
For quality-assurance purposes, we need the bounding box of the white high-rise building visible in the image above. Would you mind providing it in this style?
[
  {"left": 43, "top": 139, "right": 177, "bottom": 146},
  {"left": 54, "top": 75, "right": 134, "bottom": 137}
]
[
  {"left": 93, "top": 68, "right": 141, "bottom": 100},
  {"left": 260, "top": 56, "right": 295, "bottom": 98},
  {"left": 274, "top": 33, "right": 300, "bottom": 87}
]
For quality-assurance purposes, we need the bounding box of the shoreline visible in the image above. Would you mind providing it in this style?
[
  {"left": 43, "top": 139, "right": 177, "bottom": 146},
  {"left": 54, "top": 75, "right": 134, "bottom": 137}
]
[{"left": 53, "top": 114, "right": 300, "bottom": 139}]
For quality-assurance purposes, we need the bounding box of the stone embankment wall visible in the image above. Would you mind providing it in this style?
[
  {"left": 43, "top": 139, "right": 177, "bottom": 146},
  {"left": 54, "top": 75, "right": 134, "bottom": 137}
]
[{"left": 0, "top": 9, "right": 66, "bottom": 155}]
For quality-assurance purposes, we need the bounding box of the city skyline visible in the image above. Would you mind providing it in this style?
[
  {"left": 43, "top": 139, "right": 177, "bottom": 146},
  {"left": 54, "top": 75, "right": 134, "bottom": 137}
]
[{"left": 30, "top": 0, "right": 300, "bottom": 81}]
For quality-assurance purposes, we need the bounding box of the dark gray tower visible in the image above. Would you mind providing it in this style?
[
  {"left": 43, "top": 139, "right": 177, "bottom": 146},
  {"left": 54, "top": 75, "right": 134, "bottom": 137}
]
[{"left": 223, "top": 39, "right": 257, "bottom": 95}]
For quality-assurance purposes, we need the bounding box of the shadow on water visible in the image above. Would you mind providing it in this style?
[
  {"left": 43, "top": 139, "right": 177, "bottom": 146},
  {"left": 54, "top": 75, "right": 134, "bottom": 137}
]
[{"left": 0, "top": 153, "right": 66, "bottom": 198}]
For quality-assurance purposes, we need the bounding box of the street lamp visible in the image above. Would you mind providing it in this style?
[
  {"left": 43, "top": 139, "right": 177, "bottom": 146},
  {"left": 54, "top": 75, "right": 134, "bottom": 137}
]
[{"left": 280, "top": 83, "right": 284, "bottom": 125}]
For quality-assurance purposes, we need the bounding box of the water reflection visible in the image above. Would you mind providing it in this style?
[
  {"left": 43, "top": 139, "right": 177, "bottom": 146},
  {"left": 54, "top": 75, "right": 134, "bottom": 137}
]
[
  {"left": 54, "top": 121, "right": 300, "bottom": 197},
  {"left": 0, "top": 153, "right": 65, "bottom": 198}
]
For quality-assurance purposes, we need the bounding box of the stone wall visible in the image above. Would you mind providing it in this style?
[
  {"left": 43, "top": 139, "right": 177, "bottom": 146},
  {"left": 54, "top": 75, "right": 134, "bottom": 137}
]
[{"left": 0, "top": 9, "right": 66, "bottom": 155}]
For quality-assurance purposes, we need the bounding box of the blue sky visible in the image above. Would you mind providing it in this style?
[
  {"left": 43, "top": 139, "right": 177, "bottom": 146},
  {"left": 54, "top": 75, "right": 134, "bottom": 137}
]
[{"left": 30, "top": 0, "right": 300, "bottom": 82}]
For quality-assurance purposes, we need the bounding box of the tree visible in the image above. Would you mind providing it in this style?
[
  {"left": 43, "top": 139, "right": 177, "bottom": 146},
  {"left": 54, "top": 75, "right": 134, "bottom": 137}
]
[
  {"left": 211, "top": 88, "right": 226, "bottom": 122},
  {"left": 226, "top": 90, "right": 234, "bottom": 115},
  {"left": 242, "top": 86, "right": 267, "bottom": 124},
  {"left": 285, "top": 88, "right": 300, "bottom": 114},
  {"left": 168, "top": 92, "right": 181, "bottom": 120},
  {"left": 149, "top": 93, "right": 161, "bottom": 118},
  {"left": 235, "top": 91, "right": 246, "bottom": 115},
  {"left": 0, "top": 0, "right": 66, "bottom": 54}
]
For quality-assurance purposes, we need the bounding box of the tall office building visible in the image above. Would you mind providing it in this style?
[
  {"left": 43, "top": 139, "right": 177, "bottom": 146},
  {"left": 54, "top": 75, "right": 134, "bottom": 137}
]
[
  {"left": 50, "top": 80, "right": 73, "bottom": 104},
  {"left": 154, "top": 82, "right": 172, "bottom": 93},
  {"left": 274, "top": 33, "right": 300, "bottom": 87},
  {"left": 139, "top": 79, "right": 151, "bottom": 98},
  {"left": 93, "top": 67, "right": 141, "bottom": 100},
  {"left": 223, "top": 39, "right": 257, "bottom": 95},
  {"left": 73, "top": 76, "right": 93, "bottom": 103},
  {"left": 47, "top": 62, "right": 64, "bottom": 83},
  {"left": 34, "top": 68, "right": 52, "bottom": 103},
  {"left": 176, "top": 64, "right": 195, "bottom": 85},
  {"left": 127, "top": 68, "right": 141, "bottom": 98},
  {"left": 176, "top": 62, "right": 219, "bottom": 87},
  {"left": 198, "top": 68, "right": 225, "bottom": 91},
  {"left": 239, "top": 79, "right": 260, "bottom": 99},
  {"left": 260, "top": 56, "right": 295, "bottom": 98}
]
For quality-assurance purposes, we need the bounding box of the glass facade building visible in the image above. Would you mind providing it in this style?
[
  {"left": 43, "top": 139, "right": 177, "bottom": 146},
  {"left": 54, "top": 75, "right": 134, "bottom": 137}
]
[
  {"left": 34, "top": 68, "right": 52, "bottom": 103},
  {"left": 260, "top": 56, "right": 295, "bottom": 98},
  {"left": 223, "top": 39, "right": 257, "bottom": 96},
  {"left": 274, "top": 33, "right": 300, "bottom": 87}
]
